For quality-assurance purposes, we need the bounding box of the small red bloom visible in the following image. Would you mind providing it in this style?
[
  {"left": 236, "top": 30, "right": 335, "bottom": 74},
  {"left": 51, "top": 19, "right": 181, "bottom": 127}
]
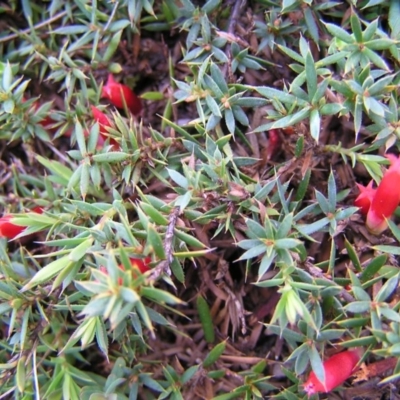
[
  {"left": 129, "top": 257, "right": 151, "bottom": 274},
  {"left": 99, "top": 257, "right": 151, "bottom": 285},
  {"left": 101, "top": 74, "right": 142, "bottom": 116},
  {"left": 366, "top": 154, "right": 400, "bottom": 234},
  {"left": 303, "top": 349, "right": 362, "bottom": 396},
  {"left": 0, "top": 207, "right": 43, "bottom": 240},
  {"left": 91, "top": 105, "right": 111, "bottom": 129},
  {"left": 90, "top": 105, "right": 118, "bottom": 147},
  {"left": 0, "top": 216, "right": 26, "bottom": 239},
  {"left": 267, "top": 129, "right": 281, "bottom": 160},
  {"left": 354, "top": 181, "right": 376, "bottom": 215}
]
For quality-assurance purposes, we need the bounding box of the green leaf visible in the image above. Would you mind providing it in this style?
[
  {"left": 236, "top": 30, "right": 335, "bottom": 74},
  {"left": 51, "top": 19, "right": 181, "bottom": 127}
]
[
  {"left": 175, "top": 190, "right": 192, "bottom": 212},
  {"left": 16, "top": 356, "right": 26, "bottom": 392},
  {"left": 256, "top": 277, "right": 285, "bottom": 288},
  {"left": 351, "top": 12, "right": 363, "bottom": 43},
  {"left": 294, "top": 168, "right": 310, "bottom": 202},
  {"left": 147, "top": 224, "right": 166, "bottom": 259},
  {"left": 37, "top": 156, "right": 73, "bottom": 185},
  {"left": 344, "top": 301, "right": 371, "bottom": 313},
  {"left": 210, "top": 62, "right": 229, "bottom": 93},
  {"left": 22, "top": 256, "right": 72, "bottom": 291},
  {"left": 160, "top": 117, "right": 200, "bottom": 144},
  {"left": 119, "top": 287, "right": 140, "bottom": 304},
  {"left": 140, "top": 91, "right": 165, "bottom": 101},
  {"left": 103, "top": 30, "right": 123, "bottom": 62},
  {"left": 246, "top": 218, "right": 267, "bottom": 238},
  {"left": 360, "top": 255, "right": 386, "bottom": 283},
  {"left": 305, "top": 51, "right": 317, "bottom": 99},
  {"left": 389, "top": 0, "right": 400, "bottom": 37},
  {"left": 258, "top": 250, "right": 277, "bottom": 277},
  {"left": 324, "top": 22, "right": 354, "bottom": 43},
  {"left": 54, "top": 25, "right": 88, "bottom": 34},
  {"left": 92, "top": 152, "right": 130, "bottom": 163},
  {"left": 170, "top": 258, "right": 185, "bottom": 283},
  {"left": 270, "top": 108, "right": 311, "bottom": 130},
  {"left": 344, "top": 237, "right": 362, "bottom": 272},
  {"left": 141, "top": 287, "right": 184, "bottom": 305},
  {"left": 379, "top": 306, "right": 400, "bottom": 322},
  {"left": 174, "top": 229, "right": 207, "bottom": 249},
  {"left": 197, "top": 295, "right": 215, "bottom": 343},
  {"left": 309, "top": 109, "right": 320, "bottom": 142},
  {"left": 327, "top": 170, "right": 337, "bottom": 211},
  {"left": 277, "top": 213, "right": 294, "bottom": 239},
  {"left": 255, "top": 86, "right": 308, "bottom": 106},
  {"left": 238, "top": 244, "right": 267, "bottom": 260},
  {"left": 373, "top": 245, "right": 400, "bottom": 255},
  {"left": 206, "top": 94, "right": 222, "bottom": 117},
  {"left": 375, "top": 274, "right": 399, "bottom": 302},
  {"left": 296, "top": 217, "right": 330, "bottom": 236},
  {"left": 68, "top": 238, "right": 93, "bottom": 262},
  {"left": 303, "top": 6, "right": 319, "bottom": 44},
  {"left": 363, "top": 47, "right": 390, "bottom": 70},
  {"left": 277, "top": 45, "right": 304, "bottom": 64},
  {"left": 2, "top": 61, "right": 12, "bottom": 91},
  {"left": 320, "top": 102, "right": 343, "bottom": 115},
  {"left": 140, "top": 203, "right": 168, "bottom": 225},
  {"left": 203, "top": 341, "right": 226, "bottom": 368},
  {"left": 274, "top": 238, "right": 302, "bottom": 249},
  {"left": 309, "top": 345, "right": 325, "bottom": 386},
  {"left": 167, "top": 168, "right": 188, "bottom": 189},
  {"left": 224, "top": 108, "right": 235, "bottom": 134}
]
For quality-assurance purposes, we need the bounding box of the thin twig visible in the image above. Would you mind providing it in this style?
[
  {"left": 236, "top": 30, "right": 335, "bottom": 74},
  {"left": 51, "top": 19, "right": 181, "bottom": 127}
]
[
  {"left": 103, "top": 1, "right": 119, "bottom": 33},
  {"left": 227, "top": 0, "right": 245, "bottom": 35},
  {"left": 0, "top": 10, "right": 69, "bottom": 44},
  {"left": 305, "top": 261, "right": 355, "bottom": 302},
  {"left": 149, "top": 206, "right": 180, "bottom": 280},
  {"left": 0, "top": 388, "right": 15, "bottom": 399},
  {"left": 222, "top": 0, "right": 247, "bottom": 78}
]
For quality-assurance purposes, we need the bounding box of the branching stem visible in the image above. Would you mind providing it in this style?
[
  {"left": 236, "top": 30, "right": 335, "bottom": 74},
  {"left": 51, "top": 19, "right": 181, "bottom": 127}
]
[
  {"left": 0, "top": 10, "right": 69, "bottom": 44},
  {"left": 149, "top": 206, "right": 180, "bottom": 280}
]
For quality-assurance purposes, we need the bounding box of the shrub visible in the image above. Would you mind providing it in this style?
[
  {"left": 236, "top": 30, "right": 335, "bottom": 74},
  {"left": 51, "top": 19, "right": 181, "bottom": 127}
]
[{"left": 0, "top": 0, "right": 400, "bottom": 399}]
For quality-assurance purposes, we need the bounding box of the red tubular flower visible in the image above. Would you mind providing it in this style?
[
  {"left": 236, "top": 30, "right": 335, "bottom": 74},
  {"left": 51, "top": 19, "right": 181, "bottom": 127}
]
[
  {"left": 303, "top": 349, "right": 362, "bottom": 396},
  {"left": 354, "top": 181, "right": 376, "bottom": 215},
  {"left": 0, "top": 207, "right": 43, "bottom": 240},
  {"left": 90, "top": 105, "right": 118, "bottom": 147},
  {"left": 91, "top": 105, "right": 111, "bottom": 129},
  {"left": 101, "top": 74, "right": 142, "bottom": 116},
  {"left": 366, "top": 154, "right": 400, "bottom": 234},
  {"left": 0, "top": 216, "right": 26, "bottom": 239}
]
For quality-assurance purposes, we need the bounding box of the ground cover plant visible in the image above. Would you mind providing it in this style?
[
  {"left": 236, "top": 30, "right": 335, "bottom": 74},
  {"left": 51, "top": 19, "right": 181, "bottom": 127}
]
[{"left": 0, "top": 0, "right": 400, "bottom": 398}]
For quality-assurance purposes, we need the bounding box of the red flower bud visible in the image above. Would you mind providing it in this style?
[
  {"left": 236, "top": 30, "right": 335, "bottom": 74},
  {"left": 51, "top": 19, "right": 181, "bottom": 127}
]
[
  {"left": 303, "top": 349, "right": 362, "bottom": 396},
  {"left": 0, "top": 216, "right": 26, "bottom": 239},
  {"left": 91, "top": 105, "right": 111, "bottom": 129},
  {"left": 267, "top": 129, "right": 281, "bottom": 160},
  {"left": 366, "top": 154, "right": 400, "bottom": 234},
  {"left": 99, "top": 257, "right": 151, "bottom": 285},
  {"left": 0, "top": 207, "right": 43, "bottom": 240},
  {"left": 354, "top": 181, "right": 375, "bottom": 215},
  {"left": 101, "top": 74, "right": 142, "bottom": 116},
  {"left": 90, "top": 105, "right": 118, "bottom": 147},
  {"left": 128, "top": 257, "right": 151, "bottom": 274}
]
